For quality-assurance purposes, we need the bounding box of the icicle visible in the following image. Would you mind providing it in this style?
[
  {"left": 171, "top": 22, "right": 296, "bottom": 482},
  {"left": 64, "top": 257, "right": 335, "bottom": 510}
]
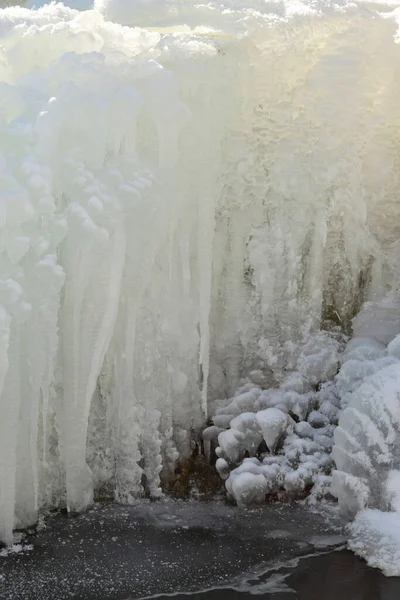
[{"left": 59, "top": 198, "right": 125, "bottom": 514}]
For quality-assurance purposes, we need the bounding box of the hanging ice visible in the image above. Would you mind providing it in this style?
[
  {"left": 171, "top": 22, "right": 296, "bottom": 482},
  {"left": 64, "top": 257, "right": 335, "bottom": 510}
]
[{"left": 1, "top": 0, "right": 400, "bottom": 546}]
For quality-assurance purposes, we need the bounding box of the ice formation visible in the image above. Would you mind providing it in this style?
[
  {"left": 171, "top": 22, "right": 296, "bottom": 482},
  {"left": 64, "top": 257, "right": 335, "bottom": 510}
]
[
  {"left": 332, "top": 305, "right": 400, "bottom": 517},
  {"left": 207, "top": 332, "right": 342, "bottom": 506},
  {"left": 1, "top": 0, "right": 400, "bottom": 549},
  {"left": 330, "top": 305, "right": 400, "bottom": 575}
]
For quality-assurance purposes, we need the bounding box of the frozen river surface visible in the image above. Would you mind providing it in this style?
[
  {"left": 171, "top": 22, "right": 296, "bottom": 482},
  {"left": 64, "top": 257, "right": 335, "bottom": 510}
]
[
  {"left": 0, "top": 501, "right": 394, "bottom": 600},
  {"left": 0, "top": 501, "right": 346, "bottom": 599}
]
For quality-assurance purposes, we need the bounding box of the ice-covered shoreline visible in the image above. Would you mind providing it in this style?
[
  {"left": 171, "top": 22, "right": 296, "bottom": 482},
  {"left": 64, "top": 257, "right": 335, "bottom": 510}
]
[
  {"left": 0, "top": 500, "right": 346, "bottom": 599},
  {"left": 208, "top": 303, "right": 400, "bottom": 578}
]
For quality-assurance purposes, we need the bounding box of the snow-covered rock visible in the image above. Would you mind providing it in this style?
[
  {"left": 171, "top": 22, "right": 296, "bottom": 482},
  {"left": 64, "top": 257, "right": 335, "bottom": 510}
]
[
  {"left": 256, "top": 408, "right": 294, "bottom": 454},
  {"left": 211, "top": 332, "right": 343, "bottom": 506},
  {"left": 297, "top": 334, "right": 340, "bottom": 386},
  {"left": 294, "top": 421, "right": 314, "bottom": 439}
]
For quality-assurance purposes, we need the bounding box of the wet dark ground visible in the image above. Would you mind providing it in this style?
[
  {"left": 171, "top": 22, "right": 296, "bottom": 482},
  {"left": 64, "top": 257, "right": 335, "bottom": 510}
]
[{"left": 0, "top": 501, "right": 398, "bottom": 600}]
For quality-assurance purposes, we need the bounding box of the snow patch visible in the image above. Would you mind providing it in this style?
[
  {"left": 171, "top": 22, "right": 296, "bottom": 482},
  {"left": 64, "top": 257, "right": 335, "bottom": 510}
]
[
  {"left": 0, "top": 543, "right": 33, "bottom": 557},
  {"left": 349, "top": 510, "right": 400, "bottom": 577}
]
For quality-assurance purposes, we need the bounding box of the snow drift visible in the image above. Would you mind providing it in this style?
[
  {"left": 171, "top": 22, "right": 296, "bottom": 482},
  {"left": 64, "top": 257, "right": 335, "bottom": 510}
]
[
  {"left": 1, "top": 0, "right": 400, "bottom": 547},
  {"left": 331, "top": 305, "right": 400, "bottom": 576}
]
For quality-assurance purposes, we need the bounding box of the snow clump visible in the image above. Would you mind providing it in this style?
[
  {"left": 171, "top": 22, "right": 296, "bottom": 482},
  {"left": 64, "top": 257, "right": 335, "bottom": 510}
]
[{"left": 205, "top": 332, "right": 342, "bottom": 506}]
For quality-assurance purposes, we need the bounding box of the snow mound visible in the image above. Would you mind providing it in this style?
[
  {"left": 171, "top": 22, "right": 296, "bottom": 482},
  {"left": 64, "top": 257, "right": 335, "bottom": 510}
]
[
  {"left": 333, "top": 358, "right": 400, "bottom": 517},
  {"left": 349, "top": 509, "right": 400, "bottom": 576},
  {"left": 208, "top": 333, "right": 341, "bottom": 505},
  {"left": 332, "top": 306, "right": 400, "bottom": 575},
  {"left": 215, "top": 308, "right": 400, "bottom": 510}
]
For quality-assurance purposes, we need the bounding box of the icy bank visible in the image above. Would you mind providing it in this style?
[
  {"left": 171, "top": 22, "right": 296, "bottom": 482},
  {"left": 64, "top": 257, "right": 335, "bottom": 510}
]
[
  {"left": 209, "top": 300, "right": 400, "bottom": 575},
  {"left": 1, "top": 0, "right": 400, "bottom": 545},
  {"left": 349, "top": 509, "right": 400, "bottom": 577},
  {"left": 330, "top": 304, "right": 400, "bottom": 575}
]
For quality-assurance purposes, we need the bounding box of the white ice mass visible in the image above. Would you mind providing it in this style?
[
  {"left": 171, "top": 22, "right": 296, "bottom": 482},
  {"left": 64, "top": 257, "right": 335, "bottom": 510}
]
[{"left": 1, "top": 1, "right": 400, "bottom": 575}]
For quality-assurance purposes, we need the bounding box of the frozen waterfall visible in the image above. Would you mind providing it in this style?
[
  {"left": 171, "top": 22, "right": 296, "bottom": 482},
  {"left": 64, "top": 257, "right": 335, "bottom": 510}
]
[{"left": 1, "top": 0, "right": 400, "bottom": 548}]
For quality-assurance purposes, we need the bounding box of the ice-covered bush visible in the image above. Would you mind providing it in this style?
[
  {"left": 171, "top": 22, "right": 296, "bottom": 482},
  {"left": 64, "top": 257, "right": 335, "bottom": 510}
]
[{"left": 206, "top": 333, "right": 341, "bottom": 505}]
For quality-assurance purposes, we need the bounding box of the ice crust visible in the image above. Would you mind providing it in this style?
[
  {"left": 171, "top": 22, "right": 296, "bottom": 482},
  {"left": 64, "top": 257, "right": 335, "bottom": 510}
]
[{"left": 1, "top": 0, "right": 400, "bottom": 546}]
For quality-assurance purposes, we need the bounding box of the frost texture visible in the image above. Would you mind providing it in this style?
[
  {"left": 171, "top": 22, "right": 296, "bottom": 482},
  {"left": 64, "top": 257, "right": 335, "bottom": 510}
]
[
  {"left": 209, "top": 333, "right": 341, "bottom": 506},
  {"left": 332, "top": 305, "right": 400, "bottom": 575},
  {"left": 333, "top": 305, "right": 400, "bottom": 518},
  {"left": 0, "top": 0, "right": 219, "bottom": 543},
  {"left": 349, "top": 509, "right": 400, "bottom": 577},
  {"left": 1, "top": 0, "right": 400, "bottom": 545}
]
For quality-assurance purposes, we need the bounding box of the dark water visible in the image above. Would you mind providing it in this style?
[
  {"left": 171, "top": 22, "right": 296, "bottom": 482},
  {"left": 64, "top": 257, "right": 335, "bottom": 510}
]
[
  {"left": 152, "top": 549, "right": 400, "bottom": 600},
  {"left": 0, "top": 501, "right": 398, "bottom": 600}
]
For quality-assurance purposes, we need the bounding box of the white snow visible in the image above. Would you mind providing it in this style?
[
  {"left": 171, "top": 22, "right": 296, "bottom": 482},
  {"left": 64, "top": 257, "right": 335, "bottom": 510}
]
[
  {"left": 0, "top": 543, "right": 33, "bottom": 557},
  {"left": 256, "top": 409, "right": 295, "bottom": 454},
  {"left": 349, "top": 510, "right": 400, "bottom": 577},
  {"left": 385, "top": 470, "right": 400, "bottom": 512},
  {"left": 332, "top": 307, "right": 400, "bottom": 575},
  {"left": 333, "top": 358, "right": 400, "bottom": 516}
]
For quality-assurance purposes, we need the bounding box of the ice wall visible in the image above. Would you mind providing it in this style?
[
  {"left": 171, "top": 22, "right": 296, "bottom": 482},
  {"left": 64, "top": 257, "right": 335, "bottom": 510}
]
[
  {"left": 1, "top": 0, "right": 400, "bottom": 544},
  {"left": 0, "top": 2, "right": 227, "bottom": 542}
]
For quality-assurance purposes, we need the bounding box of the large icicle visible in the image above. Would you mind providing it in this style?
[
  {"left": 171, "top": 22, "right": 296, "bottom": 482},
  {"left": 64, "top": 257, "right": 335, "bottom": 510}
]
[{"left": 58, "top": 197, "right": 126, "bottom": 513}]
